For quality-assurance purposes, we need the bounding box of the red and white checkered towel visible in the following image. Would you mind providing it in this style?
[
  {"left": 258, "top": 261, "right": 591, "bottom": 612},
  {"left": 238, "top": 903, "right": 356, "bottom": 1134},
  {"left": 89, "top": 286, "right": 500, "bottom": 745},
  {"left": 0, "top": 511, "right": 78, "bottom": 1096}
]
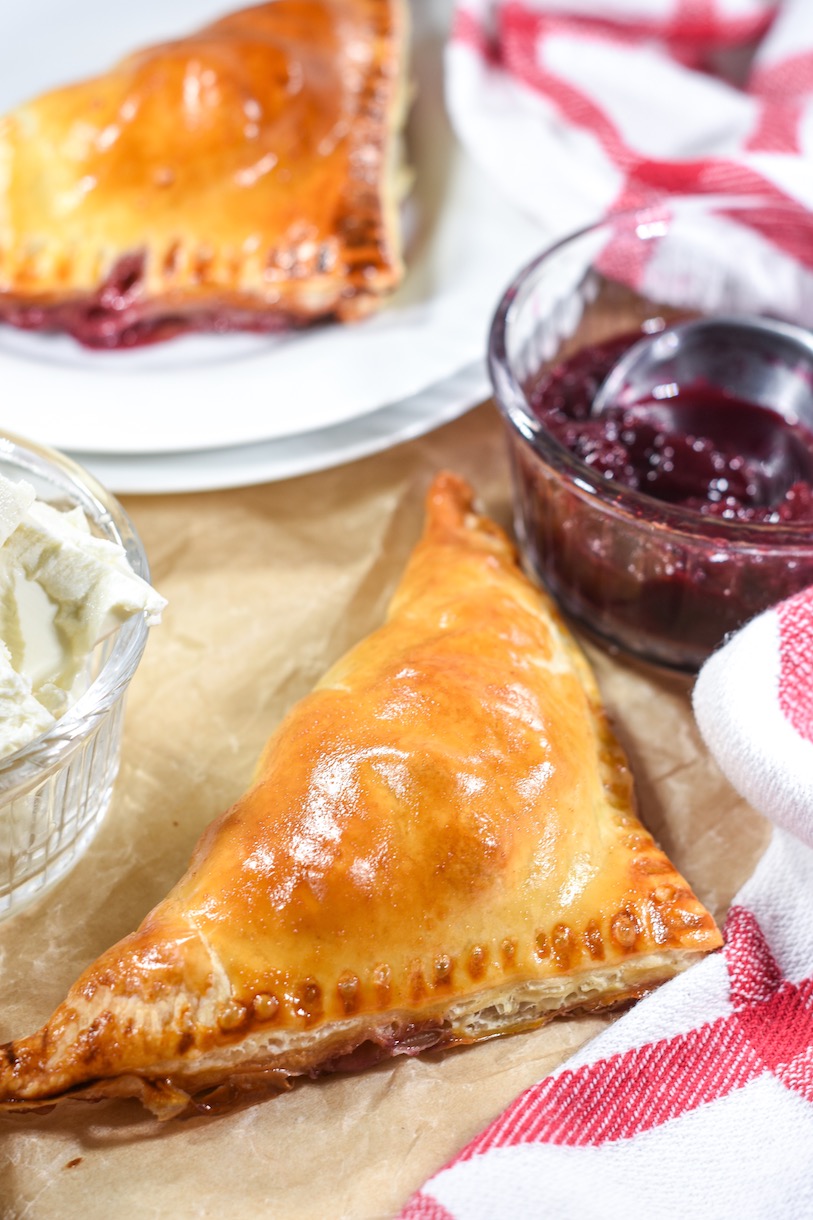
[
  {"left": 445, "top": 0, "right": 813, "bottom": 235},
  {"left": 399, "top": 588, "right": 813, "bottom": 1218}
]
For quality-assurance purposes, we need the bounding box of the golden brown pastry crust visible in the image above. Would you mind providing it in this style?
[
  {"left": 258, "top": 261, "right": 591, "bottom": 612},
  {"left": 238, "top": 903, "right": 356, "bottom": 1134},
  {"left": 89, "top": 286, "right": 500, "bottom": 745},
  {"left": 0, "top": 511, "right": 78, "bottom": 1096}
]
[
  {"left": 0, "top": 473, "right": 721, "bottom": 1117},
  {"left": 0, "top": 0, "right": 408, "bottom": 346}
]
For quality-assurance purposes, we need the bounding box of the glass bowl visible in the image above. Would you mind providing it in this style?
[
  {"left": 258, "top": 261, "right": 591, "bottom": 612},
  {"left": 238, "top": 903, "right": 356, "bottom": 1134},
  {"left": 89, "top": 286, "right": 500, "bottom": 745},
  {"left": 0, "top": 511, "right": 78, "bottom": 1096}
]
[
  {"left": 0, "top": 432, "right": 153, "bottom": 919},
  {"left": 488, "top": 195, "right": 813, "bottom": 672}
]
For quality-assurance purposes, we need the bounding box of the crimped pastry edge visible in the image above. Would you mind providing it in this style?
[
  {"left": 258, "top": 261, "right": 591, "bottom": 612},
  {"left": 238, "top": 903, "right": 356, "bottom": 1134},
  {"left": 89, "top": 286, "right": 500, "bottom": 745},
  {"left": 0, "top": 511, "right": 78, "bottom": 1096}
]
[{"left": 0, "top": 948, "right": 706, "bottom": 1119}]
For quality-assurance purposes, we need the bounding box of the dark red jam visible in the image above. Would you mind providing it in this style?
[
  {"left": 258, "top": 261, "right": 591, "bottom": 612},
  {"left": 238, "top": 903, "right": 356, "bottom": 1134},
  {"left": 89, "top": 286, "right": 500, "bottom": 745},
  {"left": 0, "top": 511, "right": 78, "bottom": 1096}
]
[
  {"left": 0, "top": 253, "right": 307, "bottom": 349},
  {"left": 528, "top": 333, "right": 813, "bottom": 524},
  {"left": 503, "top": 328, "right": 813, "bottom": 670}
]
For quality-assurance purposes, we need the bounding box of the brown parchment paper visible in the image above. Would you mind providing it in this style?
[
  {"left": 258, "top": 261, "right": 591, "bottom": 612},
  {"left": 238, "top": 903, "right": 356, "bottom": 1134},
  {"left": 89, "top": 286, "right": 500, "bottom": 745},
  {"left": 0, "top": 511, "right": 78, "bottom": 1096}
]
[{"left": 0, "top": 403, "right": 770, "bottom": 1220}]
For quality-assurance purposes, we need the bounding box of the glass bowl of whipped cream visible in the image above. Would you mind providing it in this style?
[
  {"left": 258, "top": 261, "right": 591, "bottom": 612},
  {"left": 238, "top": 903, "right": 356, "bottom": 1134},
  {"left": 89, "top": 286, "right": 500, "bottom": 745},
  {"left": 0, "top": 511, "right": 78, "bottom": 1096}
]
[{"left": 0, "top": 432, "right": 164, "bottom": 920}]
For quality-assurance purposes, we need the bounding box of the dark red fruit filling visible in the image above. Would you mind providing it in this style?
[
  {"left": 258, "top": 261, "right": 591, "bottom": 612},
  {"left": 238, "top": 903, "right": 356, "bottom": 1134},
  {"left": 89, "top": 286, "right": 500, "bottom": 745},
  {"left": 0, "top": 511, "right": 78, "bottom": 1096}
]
[{"left": 528, "top": 333, "right": 813, "bottom": 524}]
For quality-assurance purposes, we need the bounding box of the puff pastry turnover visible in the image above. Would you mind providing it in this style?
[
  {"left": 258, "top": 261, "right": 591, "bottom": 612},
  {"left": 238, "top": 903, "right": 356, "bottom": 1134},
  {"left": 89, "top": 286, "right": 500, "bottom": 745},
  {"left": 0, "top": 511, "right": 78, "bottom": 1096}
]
[
  {"left": 0, "top": 0, "right": 408, "bottom": 347},
  {"left": 0, "top": 474, "right": 721, "bottom": 1118}
]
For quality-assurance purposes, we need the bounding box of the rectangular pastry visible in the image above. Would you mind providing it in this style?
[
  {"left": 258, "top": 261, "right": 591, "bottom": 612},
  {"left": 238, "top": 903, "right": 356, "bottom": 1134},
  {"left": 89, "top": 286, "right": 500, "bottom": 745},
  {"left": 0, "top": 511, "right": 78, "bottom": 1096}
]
[
  {"left": 0, "top": 0, "right": 408, "bottom": 347},
  {"left": 0, "top": 474, "right": 721, "bottom": 1118}
]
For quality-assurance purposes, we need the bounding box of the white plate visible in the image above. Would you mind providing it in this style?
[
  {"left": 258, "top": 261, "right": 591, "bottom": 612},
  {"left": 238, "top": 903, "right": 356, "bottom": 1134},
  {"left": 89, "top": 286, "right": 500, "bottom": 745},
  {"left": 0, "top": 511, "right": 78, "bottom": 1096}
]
[
  {"left": 0, "top": 0, "right": 550, "bottom": 457},
  {"left": 74, "top": 359, "right": 490, "bottom": 493}
]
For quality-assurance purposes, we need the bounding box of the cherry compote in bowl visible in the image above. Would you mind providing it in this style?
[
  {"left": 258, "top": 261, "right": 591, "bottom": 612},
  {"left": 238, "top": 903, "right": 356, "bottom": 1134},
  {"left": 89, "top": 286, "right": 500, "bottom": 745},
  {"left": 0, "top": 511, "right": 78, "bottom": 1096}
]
[{"left": 488, "top": 196, "right": 813, "bottom": 672}]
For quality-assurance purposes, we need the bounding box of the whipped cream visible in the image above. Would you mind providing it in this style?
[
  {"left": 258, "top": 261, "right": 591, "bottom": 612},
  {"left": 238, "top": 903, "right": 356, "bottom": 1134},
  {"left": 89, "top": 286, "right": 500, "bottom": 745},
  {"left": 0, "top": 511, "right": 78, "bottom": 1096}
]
[{"left": 0, "top": 473, "right": 165, "bottom": 761}]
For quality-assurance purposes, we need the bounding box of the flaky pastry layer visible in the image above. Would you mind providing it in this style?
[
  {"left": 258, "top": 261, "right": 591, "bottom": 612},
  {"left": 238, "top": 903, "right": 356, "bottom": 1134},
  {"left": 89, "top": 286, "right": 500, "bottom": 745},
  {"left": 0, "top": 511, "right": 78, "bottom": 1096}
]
[{"left": 3, "top": 950, "right": 702, "bottom": 1119}]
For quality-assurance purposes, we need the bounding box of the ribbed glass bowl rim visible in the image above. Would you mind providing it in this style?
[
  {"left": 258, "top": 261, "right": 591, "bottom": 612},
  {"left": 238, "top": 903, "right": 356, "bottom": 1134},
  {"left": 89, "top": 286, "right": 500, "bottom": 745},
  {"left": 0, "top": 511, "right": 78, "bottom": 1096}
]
[
  {"left": 0, "top": 431, "right": 150, "bottom": 797},
  {"left": 487, "top": 195, "right": 813, "bottom": 549}
]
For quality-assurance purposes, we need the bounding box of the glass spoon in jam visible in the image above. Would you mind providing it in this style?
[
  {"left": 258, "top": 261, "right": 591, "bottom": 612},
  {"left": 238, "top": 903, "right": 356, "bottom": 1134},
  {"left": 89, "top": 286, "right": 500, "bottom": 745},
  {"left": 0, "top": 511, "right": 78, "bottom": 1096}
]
[{"left": 590, "top": 315, "right": 813, "bottom": 513}]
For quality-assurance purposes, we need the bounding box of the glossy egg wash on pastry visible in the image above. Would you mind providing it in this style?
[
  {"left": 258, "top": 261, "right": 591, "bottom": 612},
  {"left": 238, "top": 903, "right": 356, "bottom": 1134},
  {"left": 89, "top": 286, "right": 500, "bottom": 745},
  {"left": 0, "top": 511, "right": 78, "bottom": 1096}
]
[
  {"left": 0, "top": 0, "right": 408, "bottom": 347},
  {"left": 0, "top": 473, "right": 721, "bottom": 1118}
]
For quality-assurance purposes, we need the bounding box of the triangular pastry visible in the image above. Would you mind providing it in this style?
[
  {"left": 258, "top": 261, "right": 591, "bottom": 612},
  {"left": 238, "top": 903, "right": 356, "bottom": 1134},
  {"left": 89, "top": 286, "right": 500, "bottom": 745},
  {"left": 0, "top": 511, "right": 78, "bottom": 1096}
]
[
  {"left": 0, "top": 473, "right": 721, "bottom": 1118},
  {"left": 0, "top": 0, "right": 408, "bottom": 347}
]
